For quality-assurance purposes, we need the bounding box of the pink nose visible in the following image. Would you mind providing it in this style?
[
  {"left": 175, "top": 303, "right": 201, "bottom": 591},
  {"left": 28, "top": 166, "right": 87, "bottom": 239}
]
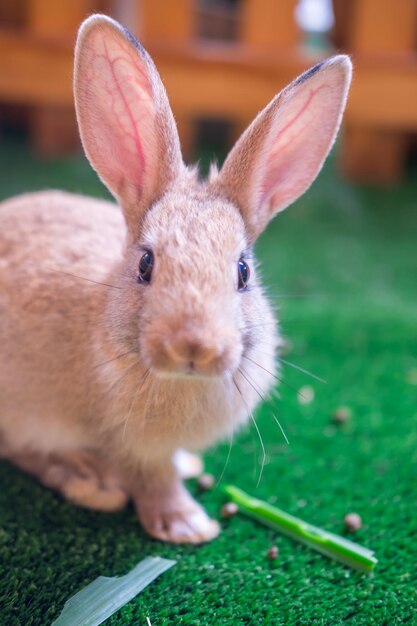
[
  {"left": 144, "top": 323, "right": 242, "bottom": 376},
  {"left": 162, "top": 335, "right": 223, "bottom": 373}
]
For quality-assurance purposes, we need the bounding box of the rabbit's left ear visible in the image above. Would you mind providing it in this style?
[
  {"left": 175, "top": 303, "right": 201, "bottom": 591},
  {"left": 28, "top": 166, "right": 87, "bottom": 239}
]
[{"left": 216, "top": 56, "right": 352, "bottom": 241}]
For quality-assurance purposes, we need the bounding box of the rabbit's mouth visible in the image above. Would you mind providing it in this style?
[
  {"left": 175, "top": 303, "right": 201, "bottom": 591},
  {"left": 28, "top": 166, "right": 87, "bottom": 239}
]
[
  {"left": 151, "top": 366, "right": 214, "bottom": 381},
  {"left": 141, "top": 329, "right": 243, "bottom": 379},
  {"left": 148, "top": 354, "right": 241, "bottom": 380}
]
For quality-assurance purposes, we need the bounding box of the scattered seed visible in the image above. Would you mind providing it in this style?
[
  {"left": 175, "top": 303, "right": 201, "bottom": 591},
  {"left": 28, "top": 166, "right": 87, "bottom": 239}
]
[
  {"left": 332, "top": 406, "right": 352, "bottom": 424},
  {"left": 298, "top": 385, "right": 314, "bottom": 404},
  {"left": 197, "top": 473, "right": 215, "bottom": 491},
  {"left": 267, "top": 545, "right": 279, "bottom": 560},
  {"left": 344, "top": 513, "right": 362, "bottom": 532},
  {"left": 221, "top": 502, "right": 238, "bottom": 518}
]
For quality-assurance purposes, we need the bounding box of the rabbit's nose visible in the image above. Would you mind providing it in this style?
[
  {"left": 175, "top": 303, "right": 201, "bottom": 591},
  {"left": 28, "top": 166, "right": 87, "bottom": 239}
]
[
  {"left": 163, "top": 336, "right": 222, "bottom": 373},
  {"left": 144, "top": 323, "right": 243, "bottom": 376}
]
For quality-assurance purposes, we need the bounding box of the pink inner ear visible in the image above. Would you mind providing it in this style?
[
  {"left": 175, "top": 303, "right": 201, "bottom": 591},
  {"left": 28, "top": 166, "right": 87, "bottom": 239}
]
[
  {"left": 216, "top": 55, "right": 351, "bottom": 241},
  {"left": 78, "top": 27, "right": 157, "bottom": 201},
  {"left": 258, "top": 82, "right": 336, "bottom": 212}
]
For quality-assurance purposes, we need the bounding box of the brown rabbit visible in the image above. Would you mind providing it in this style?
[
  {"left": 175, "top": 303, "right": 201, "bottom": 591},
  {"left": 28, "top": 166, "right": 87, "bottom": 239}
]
[{"left": 0, "top": 15, "right": 351, "bottom": 543}]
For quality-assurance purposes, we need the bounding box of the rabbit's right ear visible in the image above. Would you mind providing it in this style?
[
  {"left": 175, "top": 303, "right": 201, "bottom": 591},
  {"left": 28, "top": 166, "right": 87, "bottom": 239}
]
[{"left": 74, "top": 15, "right": 183, "bottom": 236}]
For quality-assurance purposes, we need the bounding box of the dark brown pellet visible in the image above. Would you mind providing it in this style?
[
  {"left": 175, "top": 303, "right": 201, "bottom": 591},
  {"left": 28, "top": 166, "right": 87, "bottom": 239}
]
[
  {"left": 197, "top": 473, "right": 215, "bottom": 491},
  {"left": 332, "top": 406, "right": 352, "bottom": 424},
  {"left": 221, "top": 502, "right": 238, "bottom": 518},
  {"left": 267, "top": 545, "right": 279, "bottom": 560}
]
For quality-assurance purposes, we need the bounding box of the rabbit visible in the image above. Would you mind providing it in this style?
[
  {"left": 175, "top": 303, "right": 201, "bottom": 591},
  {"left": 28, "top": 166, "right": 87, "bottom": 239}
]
[{"left": 0, "top": 14, "right": 352, "bottom": 543}]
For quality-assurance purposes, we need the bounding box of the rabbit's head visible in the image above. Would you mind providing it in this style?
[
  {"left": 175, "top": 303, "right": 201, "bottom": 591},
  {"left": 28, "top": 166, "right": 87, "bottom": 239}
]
[{"left": 74, "top": 16, "right": 351, "bottom": 379}]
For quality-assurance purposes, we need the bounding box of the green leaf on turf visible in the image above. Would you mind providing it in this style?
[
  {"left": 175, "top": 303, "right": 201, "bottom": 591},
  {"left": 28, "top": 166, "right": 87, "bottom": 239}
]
[
  {"left": 224, "top": 485, "right": 377, "bottom": 575},
  {"left": 51, "top": 556, "right": 176, "bottom": 626}
]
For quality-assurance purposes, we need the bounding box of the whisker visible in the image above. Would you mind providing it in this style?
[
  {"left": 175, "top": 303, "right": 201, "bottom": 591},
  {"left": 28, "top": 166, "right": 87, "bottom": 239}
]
[
  {"left": 279, "top": 358, "right": 326, "bottom": 384},
  {"left": 238, "top": 364, "right": 266, "bottom": 405},
  {"left": 249, "top": 347, "right": 277, "bottom": 359},
  {"left": 101, "top": 359, "right": 139, "bottom": 399},
  {"left": 233, "top": 375, "right": 258, "bottom": 476},
  {"left": 35, "top": 265, "right": 122, "bottom": 290},
  {"left": 239, "top": 365, "right": 289, "bottom": 446},
  {"left": 93, "top": 350, "right": 136, "bottom": 370},
  {"left": 214, "top": 430, "right": 234, "bottom": 489},
  {"left": 212, "top": 373, "right": 262, "bottom": 487},
  {"left": 270, "top": 411, "right": 289, "bottom": 445},
  {"left": 266, "top": 294, "right": 309, "bottom": 299},
  {"left": 251, "top": 410, "right": 266, "bottom": 487},
  {"left": 237, "top": 368, "right": 266, "bottom": 487},
  {"left": 243, "top": 353, "right": 302, "bottom": 397},
  {"left": 122, "top": 368, "right": 150, "bottom": 441}
]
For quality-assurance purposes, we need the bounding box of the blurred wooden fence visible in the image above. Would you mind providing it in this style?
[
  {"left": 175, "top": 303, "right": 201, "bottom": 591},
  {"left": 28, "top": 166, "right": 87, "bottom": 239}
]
[
  {"left": 0, "top": 0, "right": 417, "bottom": 184},
  {"left": 333, "top": 0, "right": 417, "bottom": 183}
]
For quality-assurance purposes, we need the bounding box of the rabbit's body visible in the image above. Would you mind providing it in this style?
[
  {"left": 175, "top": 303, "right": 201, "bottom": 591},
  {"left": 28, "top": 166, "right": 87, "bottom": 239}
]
[
  {"left": 0, "top": 15, "right": 351, "bottom": 543},
  {"left": 0, "top": 186, "right": 277, "bottom": 535},
  {"left": 0, "top": 190, "right": 125, "bottom": 455},
  {"left": 0, "top": 189, "right": 275, "bottom": 456}
]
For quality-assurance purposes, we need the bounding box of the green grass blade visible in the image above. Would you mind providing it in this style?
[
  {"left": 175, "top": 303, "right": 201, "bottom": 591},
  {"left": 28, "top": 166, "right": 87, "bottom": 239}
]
[
  {"left": 224, "top": 485, "right": 377, "bottom": 575},
  {"left": 51, "top": 556, "right": 176, "bottom": 626}
]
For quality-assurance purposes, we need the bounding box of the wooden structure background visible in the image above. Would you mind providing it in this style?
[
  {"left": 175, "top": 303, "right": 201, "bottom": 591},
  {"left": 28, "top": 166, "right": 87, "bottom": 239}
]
[
  {"left": 333, "top": 0, "right": 417, "bottom": 183},
  {"left": 0, "top": 0, "right": 416, "bottom": 184}
]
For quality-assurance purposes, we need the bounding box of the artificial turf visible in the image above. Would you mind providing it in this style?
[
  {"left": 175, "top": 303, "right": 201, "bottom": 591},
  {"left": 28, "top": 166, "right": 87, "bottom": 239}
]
[{"left": 0, "top": 137, "right": 416, "bottom": 625}]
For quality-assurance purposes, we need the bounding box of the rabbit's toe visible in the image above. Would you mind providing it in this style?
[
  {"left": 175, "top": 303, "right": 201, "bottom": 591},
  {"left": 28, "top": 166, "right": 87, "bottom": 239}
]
[{"left": 136, "top": 485, "right": 220, "bottom": 544}]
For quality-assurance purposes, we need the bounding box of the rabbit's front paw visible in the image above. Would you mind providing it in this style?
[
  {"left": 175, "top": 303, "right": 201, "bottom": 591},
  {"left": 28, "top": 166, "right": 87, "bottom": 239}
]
[{"left": 135, "top": 484, "right": 220, "bottom": 544}]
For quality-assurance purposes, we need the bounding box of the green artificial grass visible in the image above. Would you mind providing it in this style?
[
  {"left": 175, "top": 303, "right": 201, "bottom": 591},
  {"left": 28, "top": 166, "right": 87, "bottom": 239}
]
[{"left": 1, "top": 138, "right": 417, "bottom": 625}]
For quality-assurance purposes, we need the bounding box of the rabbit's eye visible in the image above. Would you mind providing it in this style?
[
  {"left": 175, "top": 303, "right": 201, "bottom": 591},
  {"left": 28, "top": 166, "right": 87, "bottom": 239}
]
[
  {"left": 138, "top": 250, "right": 153, "bottom": 284},
  {"left": 237, "top": 258, "right": 250, "bottom": 291}
]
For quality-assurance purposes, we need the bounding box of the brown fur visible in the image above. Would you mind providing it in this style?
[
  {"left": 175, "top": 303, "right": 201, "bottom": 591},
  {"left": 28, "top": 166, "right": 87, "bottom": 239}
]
[{"left": 0, "top": 15, "right": 351, "bottom": 543}]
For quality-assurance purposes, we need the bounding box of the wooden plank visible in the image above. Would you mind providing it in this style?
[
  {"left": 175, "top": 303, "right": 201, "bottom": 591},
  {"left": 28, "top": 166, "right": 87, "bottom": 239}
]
[
  {"left": 30, "top": 106, "right": 79, "bottom": 155},
  {"left": 341, "top": 126, "right": 406, "bottom": 184},
  {"left": 337, "top": 0, "right": 417, "bottom": 183},
  {"left": 27, "top": 0, "right": 96, "bottom": 39},
  {"left": 240, "top": 0, "right": 300, "bottom": 47},
  {"left": 1, "top": 32, "right": 416, "bottom": 131},
  {"left": 138, "top": 0, "right": 194, "bottom": 42},
  {"left": 0, "top": 32, "right": 73, "bottom": 105},
  {"left": 0, "top": 32, "right": 312, "bottom": 109},
  {"left": 331, "top": 0, "right": 355, "bottom": 49},
  {"left": 0, "top": 0, "right": 23, "bottom": 26},
  {"left": 346, "top": 60, "right": 417, "bottom": 130},
  {"left": 26, "top": 1, "right": 93, "bottom": 154},
  {"left": 150, "top": 49, "right": 417, "bottom": 131},
  {"left": 350, "top": 0, "right": 417, "bottom": 55},
  {"left": 155, "top": 58, "right": 298, "bottom": 119}
]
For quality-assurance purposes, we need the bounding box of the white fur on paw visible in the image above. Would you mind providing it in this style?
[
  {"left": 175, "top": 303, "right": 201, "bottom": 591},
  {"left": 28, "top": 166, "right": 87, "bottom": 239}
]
[
  {"left": 173, "top": 449, "right": 203, "bottom": 479},
  {"left": 140, "top": 500, "right": 220, "bottom": 544}
]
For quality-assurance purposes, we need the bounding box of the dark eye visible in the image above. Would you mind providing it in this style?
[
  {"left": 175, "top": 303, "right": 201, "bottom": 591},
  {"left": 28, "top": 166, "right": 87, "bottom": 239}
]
[
  {"left": 237, "top": 258, "right": 250, "bottom": 291},
  {"left": 138, "top": 250, "right": 153, "bottom": 284}
]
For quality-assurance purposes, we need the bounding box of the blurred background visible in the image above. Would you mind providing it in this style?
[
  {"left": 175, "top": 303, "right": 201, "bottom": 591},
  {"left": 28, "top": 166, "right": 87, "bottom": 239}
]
[
  {"left": 0, "top": 0, "right": 417, "bottom": 182},
  {"left": 1, "top": 2, "right": 417, "bottom": 624}
]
